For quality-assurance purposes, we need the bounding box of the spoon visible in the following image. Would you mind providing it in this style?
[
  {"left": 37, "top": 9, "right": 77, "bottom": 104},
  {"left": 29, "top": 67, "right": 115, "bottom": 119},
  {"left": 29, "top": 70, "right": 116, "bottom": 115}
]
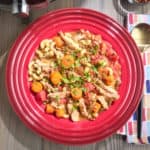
[
  {"left": 131, "top": 23, "right": 150, "bottom": 52},
  {"left": 131, "top": 23, "right": 150, "bottom": 139}
]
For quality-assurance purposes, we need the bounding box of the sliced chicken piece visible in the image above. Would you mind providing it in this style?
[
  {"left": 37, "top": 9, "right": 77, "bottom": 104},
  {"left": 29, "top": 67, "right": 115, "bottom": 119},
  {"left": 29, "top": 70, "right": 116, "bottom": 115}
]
[
  {"left": 88, "top": 93, "right": 97, "bottom": 101},
  {"left": 97, "top": 96, "right": 109, "bottom": 109},
  {"left": 47, "top": 92, "right": 66, "bottom": 99},
  {"left": 67, "top": 103, "right": 73, "bottom": 114},
  {"left": 79, "top": 98, "right": 89, "bottom": 117},
  {"left": 95, "top": 79, "right": 118, "bottom": 95},
  {"left": 44, "top": 82, "right": 53, "bottom": 91},
  {"left": 92, "top": 113, "right": 99, "bottom": 118},
  {"left": 51, "top": 101, "right": 58, "bottom": 108},
  {"left": 72, "top": 32, "right": 85, "bottom": 42},
  {"left": 94, "top": 84, "right": 119, "bottom": 99},
  {"left": 59, "top": 31, "right": 81, "bottom": 50},
  {"left": 71, "top": 110, "right": 80, "bottom": 122}
]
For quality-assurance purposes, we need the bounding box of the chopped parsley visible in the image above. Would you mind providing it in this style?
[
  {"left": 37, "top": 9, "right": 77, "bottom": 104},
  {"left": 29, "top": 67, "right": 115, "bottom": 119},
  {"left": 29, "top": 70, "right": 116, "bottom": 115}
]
[
  {"left": 98, "top": 59, "right": 107, "bottom": 67},
  {"left": 62, "top": 77, "right": 70, "bottom": 84},
  {"left": 82, "top": 87, "right": 87, "bottom": 93},
  {"left": 91, "top": 45, "right": 99, "bottom": 54},
  {"left": 55, "top": 95, "right": 60, "bottom": 101},
  {"left": 74, "top": 59, "right": 81, "bottom": 67},
  {"left": 92, "top": 65, "right": 98, "bottom": 73}
]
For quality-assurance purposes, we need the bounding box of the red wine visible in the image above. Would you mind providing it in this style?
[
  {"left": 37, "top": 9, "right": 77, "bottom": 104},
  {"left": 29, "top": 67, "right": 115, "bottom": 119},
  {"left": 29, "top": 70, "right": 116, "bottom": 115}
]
[{"left": 26, "top": 0, "right": 47, "bottom": 5}]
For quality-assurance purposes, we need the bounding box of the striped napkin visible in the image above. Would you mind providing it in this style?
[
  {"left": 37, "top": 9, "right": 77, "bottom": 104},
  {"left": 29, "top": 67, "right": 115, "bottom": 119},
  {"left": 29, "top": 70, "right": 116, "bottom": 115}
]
[
  {"left": 117, "top": 14, "right": 150, "bottom": 144},
  {"left": 117, "top": 50, "right": 150, "bottom": 144}
]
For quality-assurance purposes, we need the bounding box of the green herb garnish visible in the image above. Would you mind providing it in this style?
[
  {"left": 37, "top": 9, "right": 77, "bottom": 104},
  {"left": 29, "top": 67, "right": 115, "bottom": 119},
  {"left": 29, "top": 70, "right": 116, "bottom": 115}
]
[
  {"left": 55, "top": 95, "right": 60, "bottom": 101},
  {"left": 98, "top": 59, "right": 107, "bottom": 67},
  {"left": 72, "top": 105, "right": 78, "bottom": 111},
  {"left": 83, "top": 72, "right": 91, "bottom": 82},
  {"left": 92, "top": 65, "right": 98, "bottom": 73},
  {"left": 62, "top": 77, "right": 70, "bottom": 84},
  {"left": 82, "top": 87, "right": 87, "bottom": 93},
  {"left": 74, "top": 59, "right": 81, "bottom": 67},
  {"left": 91, "top": 45, "right": 99, "bottom": 54}
]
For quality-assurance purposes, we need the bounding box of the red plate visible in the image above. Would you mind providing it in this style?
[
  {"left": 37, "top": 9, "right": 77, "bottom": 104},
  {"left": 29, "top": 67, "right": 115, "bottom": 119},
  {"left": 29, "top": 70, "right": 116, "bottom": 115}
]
[{"left": 5, "top": 8, "right": 144, "bottom": 145}]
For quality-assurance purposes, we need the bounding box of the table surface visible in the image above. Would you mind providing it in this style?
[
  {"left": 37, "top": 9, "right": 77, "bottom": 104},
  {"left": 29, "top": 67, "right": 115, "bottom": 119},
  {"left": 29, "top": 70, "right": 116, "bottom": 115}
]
[{"left": 0, "top": 0, "right": 150, "bottom": 150}]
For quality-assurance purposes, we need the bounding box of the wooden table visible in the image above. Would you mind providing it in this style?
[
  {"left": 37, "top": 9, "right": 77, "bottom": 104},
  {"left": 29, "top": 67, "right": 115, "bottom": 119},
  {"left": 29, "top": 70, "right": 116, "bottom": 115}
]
[{"left": 0, "top": 0, "right": 150, "bottom": 149}]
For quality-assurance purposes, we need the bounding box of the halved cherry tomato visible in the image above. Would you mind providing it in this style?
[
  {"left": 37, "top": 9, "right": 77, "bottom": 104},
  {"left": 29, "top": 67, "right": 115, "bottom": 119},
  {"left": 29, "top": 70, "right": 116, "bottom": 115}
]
[
  {"left": 35, "top": 90, "right": 47, "bottom": 101},
  {"left": 84, "top": 82, "right": 95, "bottom": 92},
  {"left": 106, "top": 49, "right": 118, "bottom": 62}
]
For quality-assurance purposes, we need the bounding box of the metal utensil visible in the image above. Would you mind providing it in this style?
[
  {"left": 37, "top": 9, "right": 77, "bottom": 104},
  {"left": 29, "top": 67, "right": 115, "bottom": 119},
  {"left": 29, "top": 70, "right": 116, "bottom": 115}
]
[
  {"left": 131, "top": 23, "right": 150, "bottom": 52},
  {"left": 12, "top": 0, "right": 29, "bottom": 17},
  {"left": 131, "top": 23, "right": 150, "bottom": 139},
  {"left": 116, "top": 0, "right": 148, "bottom": 16},
  {"left": 128, "top": 0, "right": 150, "bottom": 4},
  {"left": 0, "top": 0, "right": 56, "bottom": 17}
]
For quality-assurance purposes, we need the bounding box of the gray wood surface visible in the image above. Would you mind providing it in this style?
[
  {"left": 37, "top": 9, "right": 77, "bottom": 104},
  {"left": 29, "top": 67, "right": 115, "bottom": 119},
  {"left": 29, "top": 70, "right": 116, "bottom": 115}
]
[{"left": 0, "top": 0, "right": 150, "bottom": 149}]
